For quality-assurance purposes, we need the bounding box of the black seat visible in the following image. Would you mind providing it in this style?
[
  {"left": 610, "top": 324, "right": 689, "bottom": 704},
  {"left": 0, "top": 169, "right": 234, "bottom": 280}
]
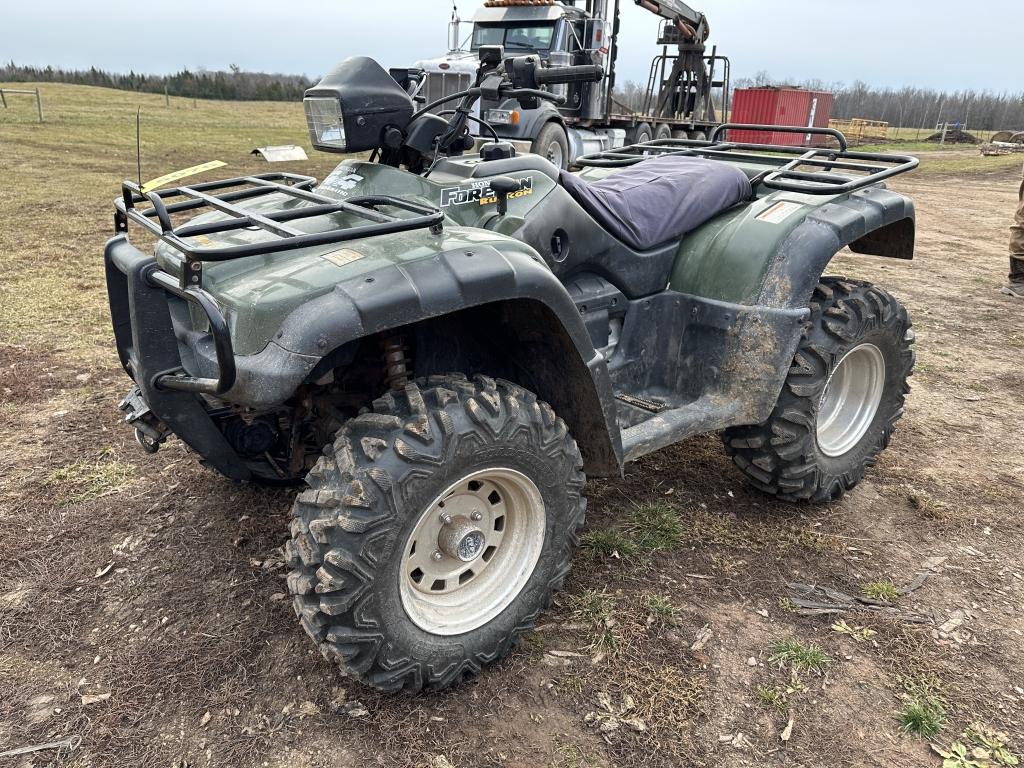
[{"left": 559, "top": 155, "right": 752, "bottom": 252}]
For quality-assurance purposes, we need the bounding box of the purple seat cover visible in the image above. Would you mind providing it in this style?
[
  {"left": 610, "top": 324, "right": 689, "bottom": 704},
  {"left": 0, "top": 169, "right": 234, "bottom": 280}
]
[{"left": 559, "top": 155, "right": 752, "bottom": 251}]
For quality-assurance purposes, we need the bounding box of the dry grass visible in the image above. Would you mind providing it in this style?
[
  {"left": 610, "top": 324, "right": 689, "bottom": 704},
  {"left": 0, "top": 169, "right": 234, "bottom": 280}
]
[
  {"left": 48, "top": 452, "right": 135, "bottom": 503},
  {"left": 0, "top": 81, "right": 339, "bottom": 361},
  {"left": 554, "top": 591, "right": 708, "bottom": 765},
  {"left": 3, "top": 84, "right": 1024, "bottom": 768}
]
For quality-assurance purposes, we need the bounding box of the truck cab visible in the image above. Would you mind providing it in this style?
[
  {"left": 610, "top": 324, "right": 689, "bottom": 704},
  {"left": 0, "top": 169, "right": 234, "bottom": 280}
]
[
  {"left": 413, "top": 0, "right": 730, "bottom": 168},
  {"left": 415, "top": 1, "right": 620, "bottom": 168}
]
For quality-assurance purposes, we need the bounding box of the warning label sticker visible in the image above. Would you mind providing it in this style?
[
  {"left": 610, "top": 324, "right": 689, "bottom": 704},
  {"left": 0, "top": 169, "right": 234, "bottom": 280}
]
[
  {"left": 321, "top": 248, "right": 365, "bottom": 267},
  {"left": 756, "top": 201, "right": 803, "bottom": 224}
]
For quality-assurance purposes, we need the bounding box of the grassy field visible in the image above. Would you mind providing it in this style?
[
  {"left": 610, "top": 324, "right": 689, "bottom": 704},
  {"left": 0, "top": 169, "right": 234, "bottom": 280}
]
[
  {"left": 0, "top": 83, "right": 339, "bottom": 362},
  {"left": 2, "top": 84, "right": 1023, "bottom": 768}
]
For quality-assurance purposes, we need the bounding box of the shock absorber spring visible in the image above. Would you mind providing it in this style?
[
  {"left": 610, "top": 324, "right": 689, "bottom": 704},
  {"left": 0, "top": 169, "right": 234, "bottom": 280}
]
[{"left": 381, "top": 334, "right": 412, "bottom": 391}]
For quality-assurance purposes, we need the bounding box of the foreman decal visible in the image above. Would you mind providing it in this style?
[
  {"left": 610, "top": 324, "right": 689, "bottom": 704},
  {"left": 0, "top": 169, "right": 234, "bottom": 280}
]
[{"left": 440, "top": 176, "right": 534, "bottom": 208}]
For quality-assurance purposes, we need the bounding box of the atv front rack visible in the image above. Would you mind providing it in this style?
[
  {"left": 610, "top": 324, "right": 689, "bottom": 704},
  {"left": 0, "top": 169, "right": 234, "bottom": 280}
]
[
  {"left": 114, "top": 172, "right": 445, "bottom": 289},
  {"left": 572, "top": 124, "right": 919, "bottom": 195}
]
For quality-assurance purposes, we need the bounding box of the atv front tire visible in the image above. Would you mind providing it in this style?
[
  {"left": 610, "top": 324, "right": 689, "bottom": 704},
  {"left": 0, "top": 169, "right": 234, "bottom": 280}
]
[
  {"left": 724, "top": 278, "right": 914, "bottom": 502},
  {"left": 285, "top": 374, "right": 586, "bottom": 691}
]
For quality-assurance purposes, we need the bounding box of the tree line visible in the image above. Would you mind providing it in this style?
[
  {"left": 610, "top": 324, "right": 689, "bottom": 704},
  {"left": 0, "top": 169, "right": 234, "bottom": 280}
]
[
  {"left": 7, "top": 60, "right": 1023, "bottom": 130},
  {"left": 733, "top": 72, "right": 1024, "bottom": 132},
  {"left": 0, "top": 62, "right": 313, "bottom": 102},
  {"left": 613, "top": 71, "right": 1024, "bottom": 131}
]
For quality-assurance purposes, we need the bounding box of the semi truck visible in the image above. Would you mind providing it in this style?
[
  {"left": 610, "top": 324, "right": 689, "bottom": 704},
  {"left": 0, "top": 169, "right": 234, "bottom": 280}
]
[{"left": 413, "top": 0, "right": 731, "bottom": 168}]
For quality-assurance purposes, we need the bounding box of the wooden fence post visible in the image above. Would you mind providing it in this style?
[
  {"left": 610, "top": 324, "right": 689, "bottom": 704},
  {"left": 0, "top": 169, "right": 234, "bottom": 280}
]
[{"left": 35, "top": 88, "right": 43, "bottom": 123}]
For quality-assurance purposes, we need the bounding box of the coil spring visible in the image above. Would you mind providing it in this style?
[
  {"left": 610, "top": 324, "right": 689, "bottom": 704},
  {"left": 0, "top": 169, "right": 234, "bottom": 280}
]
[{"left": 382, "top": 335, "right": 411, "bottom": 391}]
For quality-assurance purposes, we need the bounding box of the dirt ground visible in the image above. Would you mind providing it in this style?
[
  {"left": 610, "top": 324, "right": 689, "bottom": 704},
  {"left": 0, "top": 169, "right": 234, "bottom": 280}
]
[{"left": 1, "top": 86, "right": 1022, "bottom": 768}]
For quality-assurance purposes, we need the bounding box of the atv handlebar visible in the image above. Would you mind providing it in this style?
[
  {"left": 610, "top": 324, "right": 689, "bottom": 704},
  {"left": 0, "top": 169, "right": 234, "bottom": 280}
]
[
  {"left": 533, "top": 64, "right": 605, "bottom": 86},
  {"left": 402, "top": 55, "right": 600, "bottom": 169}
]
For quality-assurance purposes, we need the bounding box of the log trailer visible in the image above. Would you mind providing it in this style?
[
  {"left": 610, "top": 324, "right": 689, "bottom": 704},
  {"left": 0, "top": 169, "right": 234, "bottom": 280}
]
[{"left": 414, "top": 0, "right": 731, "bottom": 168}]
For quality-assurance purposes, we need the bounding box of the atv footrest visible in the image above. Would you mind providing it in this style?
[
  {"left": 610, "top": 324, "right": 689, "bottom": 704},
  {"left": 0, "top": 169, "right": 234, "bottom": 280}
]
[{"left": 615, "top": 392, "right": 668, "bottom": 414}]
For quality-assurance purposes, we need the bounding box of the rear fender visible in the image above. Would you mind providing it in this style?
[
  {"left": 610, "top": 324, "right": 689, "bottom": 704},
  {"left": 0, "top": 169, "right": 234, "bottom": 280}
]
[
  {"left": 671, "top": 186, "right": 915, "bottom": 309},
  {"left": 664, "top": 186, "right": 914, "bottom": 430},
  {"left": 758, "top": 187, "right": 915, "bottom": 309}
]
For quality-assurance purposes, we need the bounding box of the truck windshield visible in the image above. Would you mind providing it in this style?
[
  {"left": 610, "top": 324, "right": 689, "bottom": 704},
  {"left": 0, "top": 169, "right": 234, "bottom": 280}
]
[{"left": 472, "top": 23, "right": 556, "bottom": 52}]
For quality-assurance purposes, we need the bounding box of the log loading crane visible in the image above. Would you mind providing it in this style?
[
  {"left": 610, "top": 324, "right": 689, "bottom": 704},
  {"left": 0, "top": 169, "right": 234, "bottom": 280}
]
[{"left": 412, "top": 0, "right": 731, "bottom": 168}]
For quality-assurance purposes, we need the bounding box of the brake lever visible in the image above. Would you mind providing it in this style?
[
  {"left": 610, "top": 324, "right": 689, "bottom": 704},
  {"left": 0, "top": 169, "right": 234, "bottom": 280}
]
[{"left": 503, "top": 88, "right": 567, "bottom": 106}]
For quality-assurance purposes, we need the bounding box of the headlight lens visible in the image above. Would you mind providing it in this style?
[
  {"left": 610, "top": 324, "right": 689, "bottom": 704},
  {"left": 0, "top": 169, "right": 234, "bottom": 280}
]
[
  {"left": 304, "top": 97, "right": 347, "bottom": 150},
  {"left": 485, "top": 109, "right": 519, "bottom": 126}
]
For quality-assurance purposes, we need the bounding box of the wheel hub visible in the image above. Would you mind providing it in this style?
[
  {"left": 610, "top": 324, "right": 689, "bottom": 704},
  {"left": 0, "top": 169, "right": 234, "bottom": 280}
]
[
  {"left": 816, "top": 343, "right": 886, "bottom": 457},
  {"left": 438, "top": 515, "right": 486, "bottom": 562},
  {"left": 398, "top": 468, "right": 546, "bottom": 635},
  {"left": 547, "top": 142, "right": 564, "bottom": 168}
]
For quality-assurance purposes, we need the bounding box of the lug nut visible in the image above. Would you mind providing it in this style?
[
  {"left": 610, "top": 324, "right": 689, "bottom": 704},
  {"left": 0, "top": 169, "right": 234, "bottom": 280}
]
[
  {"left": 431, "top": 550, "right": 444, "bottom": 562},
  {"left": 470, "top": 511, "right": 483, "bottom": 521},
  {"left": 439, "top": 512, "right": 453, "bottom": 526}
]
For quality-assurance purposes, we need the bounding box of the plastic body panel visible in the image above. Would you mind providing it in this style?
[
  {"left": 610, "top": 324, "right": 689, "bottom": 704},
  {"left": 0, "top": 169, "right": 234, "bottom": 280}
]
[{"left": 670, "top": 184, "right": 915, "bottom": 307}]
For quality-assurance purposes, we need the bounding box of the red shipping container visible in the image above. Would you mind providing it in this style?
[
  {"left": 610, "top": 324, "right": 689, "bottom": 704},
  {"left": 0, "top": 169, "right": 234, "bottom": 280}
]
[
  {"left": 807, "top": 90, "right": 835, "bottom": 146},
  {"left": 728, "top": 87, "right": 834, "bottom": 147}
]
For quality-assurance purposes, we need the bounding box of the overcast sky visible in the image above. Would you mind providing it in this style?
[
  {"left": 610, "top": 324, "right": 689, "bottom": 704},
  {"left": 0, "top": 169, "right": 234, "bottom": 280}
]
[{"left": 3, "top": 0, "right": 1020, "bottom": 92}]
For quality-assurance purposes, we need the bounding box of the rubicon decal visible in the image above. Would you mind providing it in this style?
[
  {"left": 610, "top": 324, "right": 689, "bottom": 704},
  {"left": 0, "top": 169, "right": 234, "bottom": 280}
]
[{"left": 440, "top": 177, "right": 534, "bottom": 208}]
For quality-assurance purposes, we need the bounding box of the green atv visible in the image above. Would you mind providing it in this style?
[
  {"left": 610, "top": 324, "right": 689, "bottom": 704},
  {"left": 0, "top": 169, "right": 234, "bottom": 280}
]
[{"left": 104, "top": 49, "right": 918, "bottom": 691}]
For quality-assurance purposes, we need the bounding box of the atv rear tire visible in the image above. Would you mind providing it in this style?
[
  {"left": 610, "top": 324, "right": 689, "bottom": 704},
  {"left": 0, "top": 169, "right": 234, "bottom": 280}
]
[
  {"left": 723, "top": 278, "right": 914, "bottom": 502},
  {"left": 532, "top": 123, "right": 569, "bottom": 170},
  {"left": 285, "top": 374, "right": 586, "bottom": 691}
]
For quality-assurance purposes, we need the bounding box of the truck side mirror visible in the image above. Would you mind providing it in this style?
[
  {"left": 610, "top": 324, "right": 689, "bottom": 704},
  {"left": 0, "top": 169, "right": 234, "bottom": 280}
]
[{"left": 448, "top": 12, "right": 461, "bottom": 51}]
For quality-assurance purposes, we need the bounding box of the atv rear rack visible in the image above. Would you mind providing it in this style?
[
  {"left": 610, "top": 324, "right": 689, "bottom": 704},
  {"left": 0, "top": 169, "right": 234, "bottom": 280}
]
[
  {"left": 114, "top": 172, "right": 445, "bottom": 289},
  {"left": 572, "top": 124, "right": 919, "bottom": 195}
]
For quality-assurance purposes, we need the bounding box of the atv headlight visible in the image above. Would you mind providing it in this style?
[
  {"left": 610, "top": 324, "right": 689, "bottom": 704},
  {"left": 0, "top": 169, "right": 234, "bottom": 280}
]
[
  {"left": 305, "top": 97, "right": 347, "bottom": 152},
  {"left": 303, "top": 57, "right": 414, "bottom": 154}
]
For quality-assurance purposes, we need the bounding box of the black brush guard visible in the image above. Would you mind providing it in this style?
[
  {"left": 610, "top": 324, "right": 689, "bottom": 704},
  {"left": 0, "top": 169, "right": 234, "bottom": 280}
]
[
  {"left": 572, "top": 124, "right": 919, "bottom": 194},
  {"left": 109, "top": 172, "right": 444, "bottom": 396}
]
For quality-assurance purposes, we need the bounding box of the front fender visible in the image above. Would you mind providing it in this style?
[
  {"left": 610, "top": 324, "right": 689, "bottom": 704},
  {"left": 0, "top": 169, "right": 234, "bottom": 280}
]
[
  {"left": 187, "top": 243, "right": 623, "bottom": 472},
  {"left": 274, "top": 245, "right": 590, "bottom": 357}
]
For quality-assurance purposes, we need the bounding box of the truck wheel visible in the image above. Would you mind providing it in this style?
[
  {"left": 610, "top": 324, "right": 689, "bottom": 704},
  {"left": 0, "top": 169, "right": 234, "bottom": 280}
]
[
  {"left": 532, "top": 123, "right": 569, "bottom": 170},
  {"left": 285, "top": 374, "right": 586, "bottom": 691},
  {"left": 627, "top": 122, "right": 653, "bottom": 145},
  {"left": 654, "top": 124, "right": 672, "bottom": 141},
  {"left": 723, "top": 278, "right": 914, "bottom": 503}
]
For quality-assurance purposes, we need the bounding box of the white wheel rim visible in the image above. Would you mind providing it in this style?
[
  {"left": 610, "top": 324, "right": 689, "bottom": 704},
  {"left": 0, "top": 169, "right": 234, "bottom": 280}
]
[
  {"left": 816, "top": 343, "right": 886, "bottom": 457},
  {"left": 398, "top": 468, "right": 545, "bottom": 635}
]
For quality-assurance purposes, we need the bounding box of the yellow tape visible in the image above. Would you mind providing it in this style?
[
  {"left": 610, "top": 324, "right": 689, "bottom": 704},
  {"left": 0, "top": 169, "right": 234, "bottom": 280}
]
[{"left": 141, "top": 160, "right": 227, "bottom": 194}]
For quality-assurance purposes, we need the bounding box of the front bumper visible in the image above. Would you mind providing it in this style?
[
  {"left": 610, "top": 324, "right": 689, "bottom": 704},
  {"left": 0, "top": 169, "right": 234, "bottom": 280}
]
[{"left": 105, "top": 235, "right": 254, "bottom": 479}]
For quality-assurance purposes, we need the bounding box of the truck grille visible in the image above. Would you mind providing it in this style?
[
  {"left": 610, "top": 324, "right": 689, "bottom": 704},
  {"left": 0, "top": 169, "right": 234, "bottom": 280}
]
[{"left": 424, "top": 71, "right": 472, "bottom": 113}]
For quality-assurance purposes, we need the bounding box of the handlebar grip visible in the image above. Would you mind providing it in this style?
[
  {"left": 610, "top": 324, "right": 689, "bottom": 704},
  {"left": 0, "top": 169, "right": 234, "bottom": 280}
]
[{"left": 534, "top": 65, "right": 605, "bottom": 86}]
